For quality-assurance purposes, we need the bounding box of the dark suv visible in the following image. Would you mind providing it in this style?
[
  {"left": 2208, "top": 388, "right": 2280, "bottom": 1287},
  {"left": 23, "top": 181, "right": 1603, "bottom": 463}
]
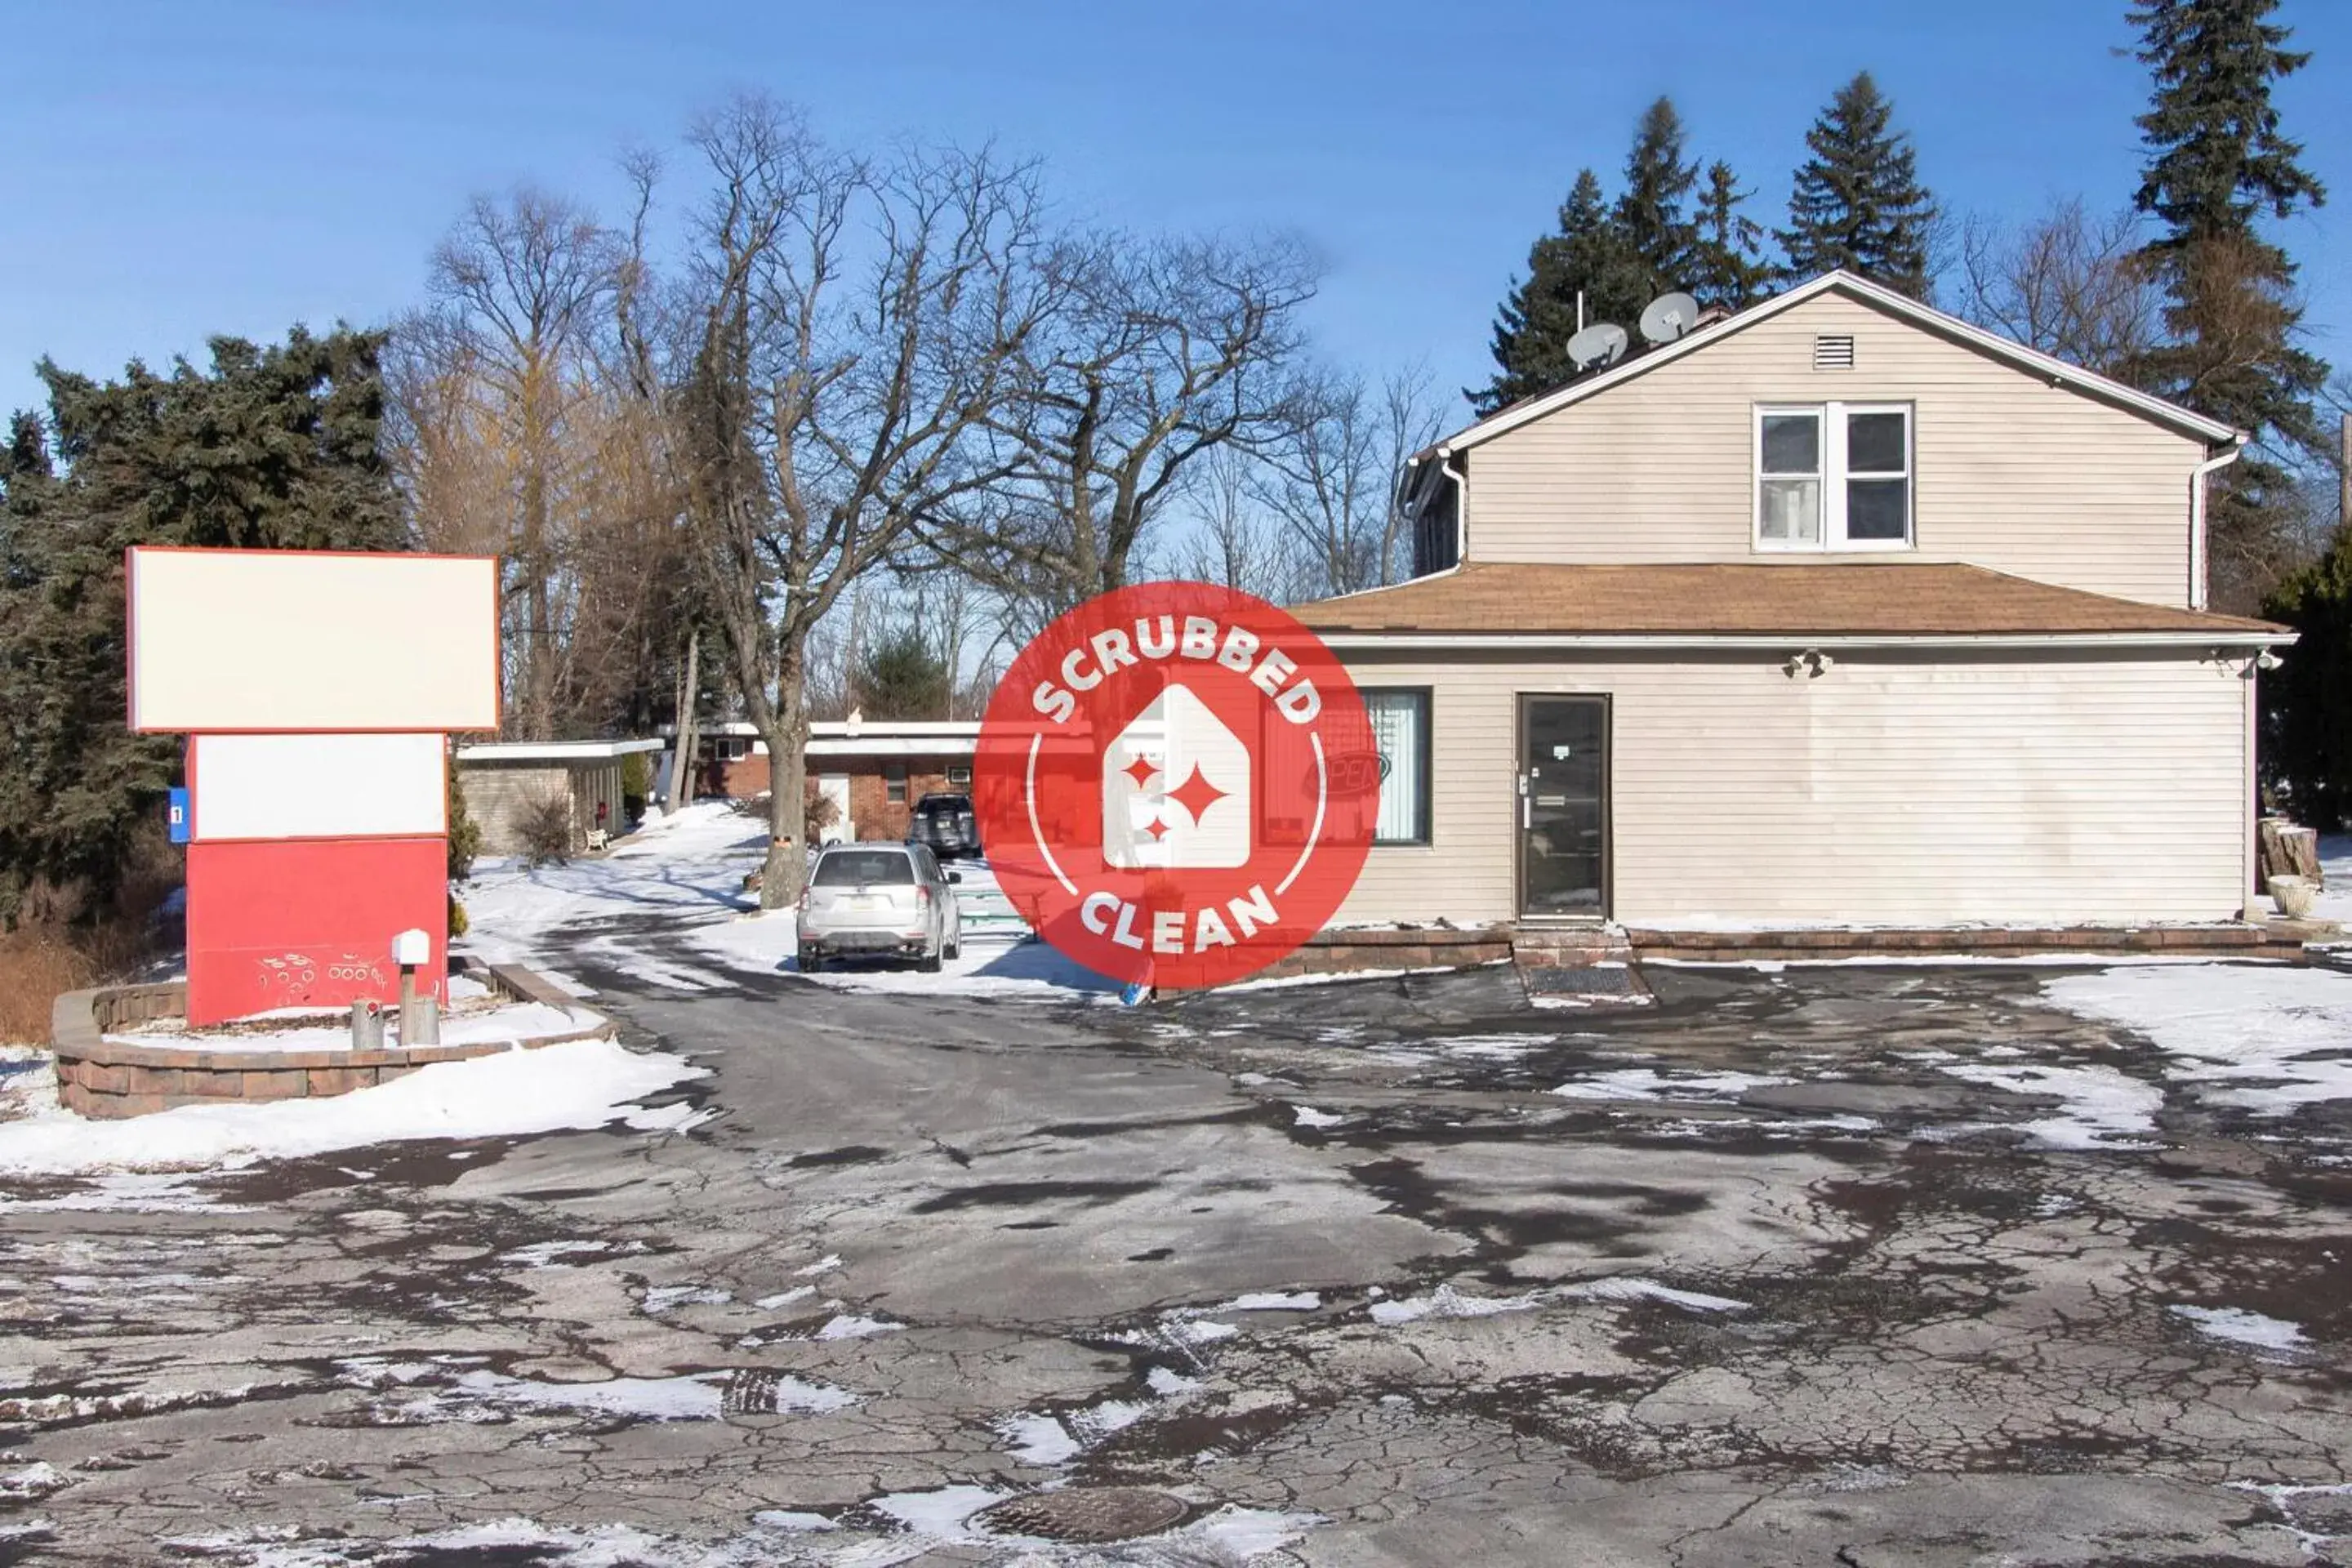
[{"left": 906, "top": 792, "right": 980, "bottom": 860}]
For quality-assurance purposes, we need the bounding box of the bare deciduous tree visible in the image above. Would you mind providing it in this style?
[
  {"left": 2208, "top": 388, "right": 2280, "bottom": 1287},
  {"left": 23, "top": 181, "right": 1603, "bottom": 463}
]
[
  {"left": 929, "top": 232, "right": 1320, "bottom": 621},
  {"left": 1956, "top": 198, "right": 2163, "bottom": 381},
  {"left": 674, "top": 96, "right": 1053, "bottom": 905},
  {"left": 1258, "top": 363, "right": 1444, "bottom": 596}
]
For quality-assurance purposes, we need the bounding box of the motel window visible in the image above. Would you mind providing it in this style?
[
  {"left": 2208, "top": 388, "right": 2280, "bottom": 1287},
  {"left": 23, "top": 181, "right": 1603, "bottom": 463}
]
[
  {"left": 884, "top": 761, "right": 908, "bottom": 804},
  {"left": 712, "top": 736, "right": 751, "bottom": 763},
  {"left": 1755, "top": 403, "right": 1912, "bottom": 551},
  {"left": 1363, "top": 689, "right": 1432, "bottom": 846},
  {"left": 947, "top": 762, "right": 973, "bottom": 789}
]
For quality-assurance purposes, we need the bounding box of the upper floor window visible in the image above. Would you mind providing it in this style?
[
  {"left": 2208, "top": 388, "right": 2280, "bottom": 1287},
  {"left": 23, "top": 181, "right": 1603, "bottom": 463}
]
[{"left": 1755, "top": 403, "right": 1912, "bottom": 551}]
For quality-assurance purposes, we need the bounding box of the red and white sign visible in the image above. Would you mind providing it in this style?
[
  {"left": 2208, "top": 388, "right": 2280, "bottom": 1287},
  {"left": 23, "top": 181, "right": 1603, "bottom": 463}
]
[
  {"left": 184, "top": 838, "right": 449, "bottom": 1024},
  {"left": 128, "top": 547, "right": 501, "bottom": 733},
  {"left": 974, "top": 583, "right": 1377, "bottom": 990},
  {"left": 189, "top": 733, "right": 447, "bottom": 842},
  {"left": 127, "top": 546, "right": 498, "bottom": 1026}
]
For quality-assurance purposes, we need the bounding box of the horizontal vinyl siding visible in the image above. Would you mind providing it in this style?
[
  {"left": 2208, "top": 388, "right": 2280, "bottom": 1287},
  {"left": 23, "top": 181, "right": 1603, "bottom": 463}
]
[
  {"left": 1468, "top": 292, "right": 2207, "bottom": 608},
  {"left": 1337, "top": 649, "right": 2248, "bottom": 929}
]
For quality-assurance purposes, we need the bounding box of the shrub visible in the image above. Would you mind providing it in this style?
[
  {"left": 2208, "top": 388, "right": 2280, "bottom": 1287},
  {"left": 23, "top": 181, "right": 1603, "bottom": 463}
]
[
  {"left": 621, "top": 751, "right": 654, "bottom": 825},
  {"left": 806, "top": 790, "right": 840, "bottom": 843},
  {"left": 447, "top": 758, "right": 483, "bottom": 882},
  {"left": 516, "top": 791, "right": 575, "bottom": 868}
]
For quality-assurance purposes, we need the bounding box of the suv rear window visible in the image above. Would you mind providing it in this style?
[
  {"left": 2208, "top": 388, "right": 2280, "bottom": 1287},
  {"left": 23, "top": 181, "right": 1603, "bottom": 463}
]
[
  {"left": 915, "top": 794, "right": 970, "bottom": 814},
  {"left": 813, "top": 849, "right": 916, "bottom": 886}
]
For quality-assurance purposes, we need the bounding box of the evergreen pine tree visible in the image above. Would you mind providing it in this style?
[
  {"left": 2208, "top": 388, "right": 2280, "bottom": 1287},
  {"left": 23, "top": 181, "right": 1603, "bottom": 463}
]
[
  {"left": 2129, "top": 0, "right": 2328, "bottom": 609},
  {"left": 1615, "top": 97, "right": 1703, "bottom": 296},
  {"left": 0, "top": 328, "right": 405, "bottom": 923},
  {"left": 1690, "top": 160, "right": 1775, "bottom": 308},
  {"left": 1470, "top": 169, "right": 1646, "bottom": 415},
  {"left": 1779, "top": 72, "right": 1937, "bottom": 297}
]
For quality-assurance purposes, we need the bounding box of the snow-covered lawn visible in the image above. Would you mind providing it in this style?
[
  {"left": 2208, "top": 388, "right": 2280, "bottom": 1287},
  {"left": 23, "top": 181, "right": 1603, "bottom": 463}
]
[
  {"left": 2041, "top": 963, "right": 2352, "bottom": 1115},
  {"left": 0, "top": 1038, "right": 706, "bottom": 1178},
  {"left": 457, "top": 801, "right": 1118, "bottom": 1004},
  {"left": 2314, "top": 833, "right": 2352, "bottom": 926}
]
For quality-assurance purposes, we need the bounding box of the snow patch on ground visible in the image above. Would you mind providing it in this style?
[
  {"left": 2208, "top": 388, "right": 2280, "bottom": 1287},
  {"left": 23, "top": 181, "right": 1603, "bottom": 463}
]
[
  {"left": 1291, "top": 1105, "right": 1344, "bottom": 1129},
  {"left": 1370, "top": 1283, "right": 1546, "bottom": 1325},
  {"left": 1936, "top": 1059, "right": 2164, "bottom": 1151},
  {"left": 105, "top": 999, "right": 597, "bottom": 1054},
  {"left": 1219, "top": 1290, "right": 1322, "bottom": 1312},
  {"left": 1372, "top": 1275, "right": 1749, "bottom": 1326},
  {"left": 2043, "top": 963, "right": 2352, "bottom": 1114},
  {"left": 1550, "top": 1068, "right": 1794, "bottom": 1103},
  {"left": 2170, "top": 1303, "right": 2308, "bottom": 1353},
  {"left": 0, "top": 1038, "right": 706, "bottom": 1176}
]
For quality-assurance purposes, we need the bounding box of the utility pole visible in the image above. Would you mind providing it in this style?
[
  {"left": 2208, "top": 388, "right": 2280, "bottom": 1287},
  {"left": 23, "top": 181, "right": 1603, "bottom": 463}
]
[{"left": 2340, "top": 412, "right": 2349, "bottom": 534}]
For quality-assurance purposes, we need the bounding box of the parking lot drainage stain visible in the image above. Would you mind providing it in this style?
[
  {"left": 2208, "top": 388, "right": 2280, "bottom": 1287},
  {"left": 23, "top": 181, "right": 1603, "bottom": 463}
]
[{"left": 2169, "top": 1304, "right": 2308, "bottom": 1353}]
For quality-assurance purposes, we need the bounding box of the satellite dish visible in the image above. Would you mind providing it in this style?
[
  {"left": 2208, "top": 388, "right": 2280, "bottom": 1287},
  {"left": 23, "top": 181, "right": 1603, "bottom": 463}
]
[
  {"left": 1639, "top": 292, "right": 1702, "bottom": 345},
  {"left": 1566, "top": 322, "right": 1628, "bottom": 372}
]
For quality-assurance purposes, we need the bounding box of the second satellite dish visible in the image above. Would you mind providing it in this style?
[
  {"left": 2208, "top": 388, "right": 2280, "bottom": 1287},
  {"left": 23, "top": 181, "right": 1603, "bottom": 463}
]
[
  {"left": 1639, "top": 292, "right": 1701, "bottom": 345},
  {"left": 1566, "top": 322, "right": 1628, "bottom": 372}
]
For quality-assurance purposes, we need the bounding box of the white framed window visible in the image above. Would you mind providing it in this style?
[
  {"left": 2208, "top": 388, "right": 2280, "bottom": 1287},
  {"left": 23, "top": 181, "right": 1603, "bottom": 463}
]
[
  {"left": 1362, "top": 688, "right": 1432, "bottom": 846},
  {"left": 884, "top": 761, "right": 908, "bottom": 804},
  {"left": 1754, "top": 403, "right": 1912, "bottom": 551}
]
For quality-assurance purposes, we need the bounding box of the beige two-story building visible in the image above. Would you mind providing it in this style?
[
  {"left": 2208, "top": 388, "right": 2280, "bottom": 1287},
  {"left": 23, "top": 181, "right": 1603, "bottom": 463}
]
[{"left": 1292, "top": 270, "right": 2289, "bottom": 932}]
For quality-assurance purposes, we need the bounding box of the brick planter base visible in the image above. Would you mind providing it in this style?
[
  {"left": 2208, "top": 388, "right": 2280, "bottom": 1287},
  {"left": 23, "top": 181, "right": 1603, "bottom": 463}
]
[
  {"left": 1245, "top": 926, "right": 1515, "bottom": 982},
  {"left": 49, "top": 964, "right": 607, "bottom": 1120}
]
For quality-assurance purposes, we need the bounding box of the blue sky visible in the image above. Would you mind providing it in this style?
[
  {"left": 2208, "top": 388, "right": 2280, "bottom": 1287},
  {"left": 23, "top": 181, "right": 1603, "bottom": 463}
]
[{"left": 7, "top": 0, "right": 2348, "bottom": 427}]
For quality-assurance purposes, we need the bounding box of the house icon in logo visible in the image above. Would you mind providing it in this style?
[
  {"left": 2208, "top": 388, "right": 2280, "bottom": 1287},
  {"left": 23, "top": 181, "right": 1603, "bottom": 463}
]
[{"left": 1102, "top": 683, "right": 1251, "bottom": 870}]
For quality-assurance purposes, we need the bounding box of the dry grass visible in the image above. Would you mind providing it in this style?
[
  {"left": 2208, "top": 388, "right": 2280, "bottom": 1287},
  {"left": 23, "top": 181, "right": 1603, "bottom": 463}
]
[
  {"left": 0, "top": 932, "right": 104, "bottom": 1045},
  {"left": 0, "top": 826, "right": 183, "bottom": 1045}
]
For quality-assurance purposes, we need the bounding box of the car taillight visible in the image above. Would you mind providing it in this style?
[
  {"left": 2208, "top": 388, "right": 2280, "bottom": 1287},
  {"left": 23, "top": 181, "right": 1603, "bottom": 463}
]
[{"left": 915, "top": 885, "right": 932, "bottom": 911}]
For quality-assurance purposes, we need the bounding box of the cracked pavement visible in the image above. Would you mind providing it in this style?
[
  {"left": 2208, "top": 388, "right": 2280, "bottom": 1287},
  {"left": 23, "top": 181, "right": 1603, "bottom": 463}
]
[{"left": 2, "top": 925, "right": 2349, "bottom": 1565}]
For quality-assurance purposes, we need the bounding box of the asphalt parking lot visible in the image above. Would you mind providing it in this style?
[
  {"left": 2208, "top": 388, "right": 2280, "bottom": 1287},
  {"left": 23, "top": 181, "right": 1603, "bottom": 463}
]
[{"left": 2, "top": 928, "right": 2348, "bottom": 1566}]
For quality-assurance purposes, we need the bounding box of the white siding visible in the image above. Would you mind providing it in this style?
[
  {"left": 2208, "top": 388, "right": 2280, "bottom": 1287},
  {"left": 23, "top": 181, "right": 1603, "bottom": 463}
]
[
  {"left": 1339, "top": 650, "right": 2251, "bottom": 929},
  {"left": 1468, "top": 292, "right": 2209, "bottom": 607}
]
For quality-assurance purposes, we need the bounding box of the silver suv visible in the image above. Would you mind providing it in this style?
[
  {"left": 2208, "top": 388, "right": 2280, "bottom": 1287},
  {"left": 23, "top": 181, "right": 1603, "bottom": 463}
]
[{"left": 798, "top": 843, "right": 962, "bottom": 973}]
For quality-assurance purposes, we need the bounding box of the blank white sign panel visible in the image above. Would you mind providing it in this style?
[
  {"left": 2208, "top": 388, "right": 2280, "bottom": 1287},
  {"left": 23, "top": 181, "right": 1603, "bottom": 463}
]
[
  {"left": 191, "top": 733, "right": 448, "bottom": 841},
  {"left": 128, "top": 548, "right": 500, "bottom": 732}
]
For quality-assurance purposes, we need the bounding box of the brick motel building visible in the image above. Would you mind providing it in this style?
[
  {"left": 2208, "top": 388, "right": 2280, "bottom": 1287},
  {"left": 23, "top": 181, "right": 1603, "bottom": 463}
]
[{"left": 685, "top": 719, "right": 976, "bottom": 844}]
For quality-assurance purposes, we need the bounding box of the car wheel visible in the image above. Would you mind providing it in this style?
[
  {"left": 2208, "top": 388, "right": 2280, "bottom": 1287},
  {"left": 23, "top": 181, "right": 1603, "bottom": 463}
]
[
  {"left": 802, "top": 948, "right": 824, "bottom": 974},
  {"left": 946, "top": 931, "right": 962, "bottom": 961},
  {"left": 919, "top": 946, "right": 943, "bottom": 973}
]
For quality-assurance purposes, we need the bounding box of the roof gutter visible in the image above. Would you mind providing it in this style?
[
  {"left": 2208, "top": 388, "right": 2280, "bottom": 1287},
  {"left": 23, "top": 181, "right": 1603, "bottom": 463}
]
[
  {"left": 1313, "top": 630, "right": 2295, "bottom": 652},
  {"left": 2189, "top": 441, "right": 2246, "bottom": 612}
]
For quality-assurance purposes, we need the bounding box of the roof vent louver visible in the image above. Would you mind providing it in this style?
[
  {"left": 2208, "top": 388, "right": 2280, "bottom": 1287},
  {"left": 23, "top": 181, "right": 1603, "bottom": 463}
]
[{"left": 1814, "top": 334, "right": 1856, "bottom": 370}]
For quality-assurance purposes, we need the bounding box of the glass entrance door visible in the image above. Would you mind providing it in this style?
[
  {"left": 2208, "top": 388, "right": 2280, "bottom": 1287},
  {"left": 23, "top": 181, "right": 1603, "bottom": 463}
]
[{"left": 1519, "top": 696, "right": 1608, "bottom": 919}]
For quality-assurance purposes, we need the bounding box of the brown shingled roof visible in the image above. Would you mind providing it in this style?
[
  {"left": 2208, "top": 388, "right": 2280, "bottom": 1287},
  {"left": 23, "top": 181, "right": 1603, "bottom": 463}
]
[{"left": 1288, "top": 562, "right": 2283, "bottom": 639}]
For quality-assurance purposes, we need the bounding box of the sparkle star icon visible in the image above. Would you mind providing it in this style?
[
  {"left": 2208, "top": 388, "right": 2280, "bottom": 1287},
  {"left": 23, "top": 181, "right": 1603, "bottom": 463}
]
[
  {"left": 1122, "top": 754, "right": 1159, "bottom": 791},
  {"left": 1166, "top": 764, "right": 1227, "bottom": 825},
  {"left": 1145, "top": 817, "right": 1169, "bottom": 841}
]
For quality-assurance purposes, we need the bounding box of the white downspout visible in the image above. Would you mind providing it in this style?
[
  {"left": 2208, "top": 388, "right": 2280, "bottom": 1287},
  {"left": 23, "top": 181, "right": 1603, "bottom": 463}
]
[
  {"left": 2189, "top": 440, "right": 2244, "bottom": 611},
  {"left": 1437, "top": 448, "right": 1468, "bottom": 576}
]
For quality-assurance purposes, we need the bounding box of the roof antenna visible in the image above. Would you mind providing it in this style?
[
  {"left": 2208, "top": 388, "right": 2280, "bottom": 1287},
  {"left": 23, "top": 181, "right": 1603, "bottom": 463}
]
[{"left": 1575, "top": 290, "right": 1586, "bottom": 334}]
